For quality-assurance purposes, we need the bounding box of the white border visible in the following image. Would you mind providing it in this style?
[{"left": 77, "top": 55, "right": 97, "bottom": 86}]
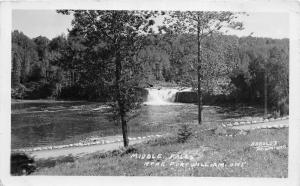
[{"left": 1, "top": 0, "right": 300, "bottom": 186}]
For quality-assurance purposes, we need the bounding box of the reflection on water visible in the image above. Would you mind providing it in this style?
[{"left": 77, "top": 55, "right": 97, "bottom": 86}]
[
  {"left": 12, "top": 118, "right": 108, "bottom": 148},
  {"left": 138, "top": 104, "right": 198, "bottom": 124},
  {"left": 11, "top": 101, "right": 200, "bottom": 149},
  {"left": 11, "top": 102, "right": 112, "bottom": 148},
  {"left": 13, "top": 98, "right": 251, "bottom": 149}
]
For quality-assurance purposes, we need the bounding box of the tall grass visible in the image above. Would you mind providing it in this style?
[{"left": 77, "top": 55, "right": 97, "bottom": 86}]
[{"left": 34, "top": 127, "right": 288, "bottom": 177}]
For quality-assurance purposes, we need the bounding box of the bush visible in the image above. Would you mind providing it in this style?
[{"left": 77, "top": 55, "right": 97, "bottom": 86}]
[
  {"left": 11, "top": 84, "right": 27, "bottom": 99},
  {"left": 177, "top": 124, "right": 193, "bottom": 143},
  {"left": 24, "top": 81, "right": 56, "bottom": 99},
  {"left": 58, "top": 84, "right": 111, "bottom": 101},
  {"left": 11, "top": 153, "right": 36, "bottom": 175},
  {"left": 121, "top": 146, "right": 138, "bottom": 155}
]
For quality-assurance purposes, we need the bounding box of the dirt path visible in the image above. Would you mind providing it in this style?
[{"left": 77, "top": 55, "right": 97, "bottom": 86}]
[
  {"left": 231, "top": 119, "right": 289, "bottom": 130},
  {"left": 27, "top": 134, "right": 168, "bottom": 160},
  {"left": 29, "top": 138, "right": 149, "bottom": 159}
]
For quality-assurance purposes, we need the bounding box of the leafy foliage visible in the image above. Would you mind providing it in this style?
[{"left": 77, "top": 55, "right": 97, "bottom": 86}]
[
  {"left": 55, "top": 10, "right": 159, "bottom": 147},
  {"left": 162, "top": 11, "right": 245, "bottom": 123},
  {"left": 11, "top": 11, "right": 288, "bottom": 116},
  {"left": 177, "top": 124, "right": 193, "bottom": 143}
]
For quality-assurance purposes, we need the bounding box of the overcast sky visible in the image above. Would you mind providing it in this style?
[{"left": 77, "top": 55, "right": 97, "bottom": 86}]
[{"left": 12, "top": 10, "right": 289, "bottom": 39}]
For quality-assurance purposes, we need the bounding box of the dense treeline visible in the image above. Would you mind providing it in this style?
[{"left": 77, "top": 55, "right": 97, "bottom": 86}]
[
  {"left": 11, "top": 31, "right": 64, "bottom": 99},
  {"left": 11, "top": 30, "right": 289, "bottom": 114}
]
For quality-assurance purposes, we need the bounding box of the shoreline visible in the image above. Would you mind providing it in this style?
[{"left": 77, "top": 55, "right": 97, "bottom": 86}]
[{"left": 11, "top": 99, "right": 88, "bottom": 104}]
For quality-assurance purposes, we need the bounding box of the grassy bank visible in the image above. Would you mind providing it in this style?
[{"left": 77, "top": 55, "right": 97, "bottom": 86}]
[{"left": 33, "top": 125, "right": 288, "bottom": 177}]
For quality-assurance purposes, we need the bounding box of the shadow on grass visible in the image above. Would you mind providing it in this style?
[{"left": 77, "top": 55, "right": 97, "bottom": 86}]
[{"left": 36, "top": 155, "right": 76, "bottom": 169}]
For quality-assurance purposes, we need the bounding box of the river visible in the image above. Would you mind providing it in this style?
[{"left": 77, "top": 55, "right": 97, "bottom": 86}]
[{"left": 11, "top": 88, "right": 262, "bottom": 149}]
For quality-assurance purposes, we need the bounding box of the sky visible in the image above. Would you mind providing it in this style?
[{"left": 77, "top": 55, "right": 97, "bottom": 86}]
[{"left": 12, "top": 10, "right": 289, "bottom": 39}]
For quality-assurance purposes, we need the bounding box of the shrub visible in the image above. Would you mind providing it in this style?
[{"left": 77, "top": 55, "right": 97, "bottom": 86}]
[
  {"left": 24, "top": 81, "right": 56, "bottom": 99},
  {"left": 11, "top": 153, "right": 36, "bottom": 175},
  {"left": 177, "top": 124, "right": 193, "bottom": 143},
  {"left": 58, "top": 84, "right": 111, "bottom": 101},
  {"left": 11, "top": 84, "right": 27, "bottom": 99}
]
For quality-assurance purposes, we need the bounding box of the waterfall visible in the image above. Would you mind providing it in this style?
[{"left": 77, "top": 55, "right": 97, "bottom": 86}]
[{"left": 144, "top": 88, "right": 180, "bottom": 105}]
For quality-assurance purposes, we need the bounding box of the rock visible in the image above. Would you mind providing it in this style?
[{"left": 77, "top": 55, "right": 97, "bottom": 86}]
[{"left": 175, "top": 91, "right": 198, "bottom": 103}]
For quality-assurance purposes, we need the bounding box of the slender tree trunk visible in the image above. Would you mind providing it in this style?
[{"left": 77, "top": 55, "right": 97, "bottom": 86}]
[
  {"left": 115, "top": 52, "right": 129, "bottom": 147},
  {"left": 121, "top": 115, "right": 129, "bottom": 147},
  {"left": 197, "top": 19, "right": 202, "bottom": 125},
  {"left": 264, "top": 69, "right": 268, "bottom": 118}
]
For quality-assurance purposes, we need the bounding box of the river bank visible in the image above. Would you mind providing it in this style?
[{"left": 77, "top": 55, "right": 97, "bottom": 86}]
[{"left": 33, "top": 125, "right": 288, "bottom": 177}]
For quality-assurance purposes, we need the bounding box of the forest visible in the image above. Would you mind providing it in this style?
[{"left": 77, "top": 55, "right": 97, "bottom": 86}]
[{"left": 11, "top": 11, "right": 289, "bottom": 117}]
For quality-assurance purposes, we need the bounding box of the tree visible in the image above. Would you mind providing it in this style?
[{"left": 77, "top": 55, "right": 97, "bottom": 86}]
[
  {"left": 11, "top": 45, "right": 22, "bottom": 87},
  {"left": 164, "top": 11, "right": 244, "bottom": 124},
  {"left": 58, "top": 10, "right": 156, "bottom": 147},
  {"left": 11, "top": 30, "right": 39, "bottom": 85},
  {"left": 156, "top": 33, "right": 197, "bottom": 84},
  {"left": 229, "top": 37, "right": 289, "bottom": 115},
  {"left": 266, "top": 46, "right": 289, "bottom": 115},
  {"left": 33, "top": 36, "right": 50, "bottom": 80}
]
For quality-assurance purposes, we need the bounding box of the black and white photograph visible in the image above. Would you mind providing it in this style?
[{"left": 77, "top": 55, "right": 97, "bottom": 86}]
[{"left": 1, "top": 0, "right": 300, "bottom": 185}]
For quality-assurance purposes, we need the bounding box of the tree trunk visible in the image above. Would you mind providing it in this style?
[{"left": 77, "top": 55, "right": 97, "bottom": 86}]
[
  {"left": 115, "top": 52, "right": 129, "bottom": 147},
  {"left": 197, "top": 19, "right": 202, "bottom": 125},
  {"left": 264, "top": 69, "right": 268, "bottom": 118},
  {"left": 197, "top": 65, "right": 202, "bottom": 124},
  {"left": 121, "top": 115, "right": 129, "bottom": 147}
]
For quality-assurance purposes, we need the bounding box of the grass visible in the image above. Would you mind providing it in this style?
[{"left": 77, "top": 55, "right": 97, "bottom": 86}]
[
  {"left": 33, "top": 125, "right": 288, "bottom": 177},
  {"left": 13, "top": 102, "right": 287, "bottom": 177}
]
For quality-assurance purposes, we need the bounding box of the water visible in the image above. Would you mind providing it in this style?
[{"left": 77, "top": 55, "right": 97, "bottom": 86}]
[
  {"left": 144, "top": 88, "right": 180, "bottom": 105},
  {"left": 144, "top": 87, "right": 192, "bottom": 105},
  {"left": 11, "top": 88, "right": 195, "bottom": 149},
  {"left": 11, "top": 88, "right": 255, "bottom": 149}
]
